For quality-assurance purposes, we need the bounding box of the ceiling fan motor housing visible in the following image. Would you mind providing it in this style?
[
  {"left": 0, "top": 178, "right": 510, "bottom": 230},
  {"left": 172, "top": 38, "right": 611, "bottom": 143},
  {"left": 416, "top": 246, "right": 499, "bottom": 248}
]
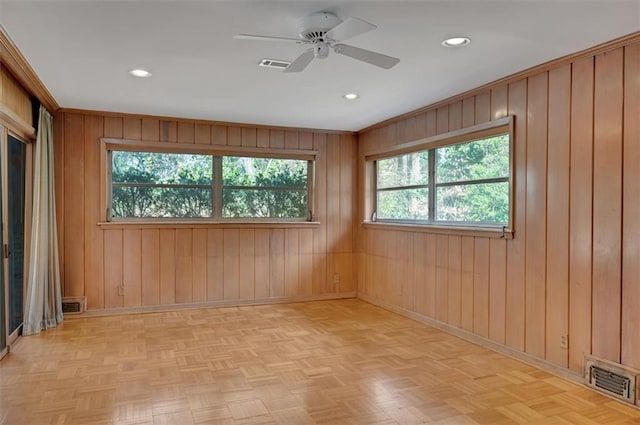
[{"left": 299, "top": 11, "right": 341, "bottom": 43}]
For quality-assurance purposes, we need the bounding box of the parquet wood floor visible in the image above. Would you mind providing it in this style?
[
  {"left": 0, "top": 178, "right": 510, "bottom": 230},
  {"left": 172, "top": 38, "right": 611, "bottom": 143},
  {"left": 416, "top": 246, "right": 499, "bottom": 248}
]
[{"left": 1, "top": 299, "right": 640, "bottom": 425}]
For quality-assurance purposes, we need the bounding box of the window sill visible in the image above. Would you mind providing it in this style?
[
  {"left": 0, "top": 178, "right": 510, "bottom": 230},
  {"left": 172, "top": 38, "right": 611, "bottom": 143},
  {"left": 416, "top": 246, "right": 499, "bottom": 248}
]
[
  {"left": 361, "top": 221, "right": 513, "bottom": 239},
  {"left": 98, "top": 220, "right": 321, "bottom": 230}
]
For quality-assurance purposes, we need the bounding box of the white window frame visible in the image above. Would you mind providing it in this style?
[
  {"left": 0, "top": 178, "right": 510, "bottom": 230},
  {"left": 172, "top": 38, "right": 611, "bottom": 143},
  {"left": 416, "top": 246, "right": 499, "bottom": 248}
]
[{"left": 365, "top": 116, "right": 514, "bottom": 234}]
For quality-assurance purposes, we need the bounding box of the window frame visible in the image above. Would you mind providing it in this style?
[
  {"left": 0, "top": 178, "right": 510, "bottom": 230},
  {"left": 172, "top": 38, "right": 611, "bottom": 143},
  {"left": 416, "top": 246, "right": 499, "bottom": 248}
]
[
  {"left": 100, "top": 138, "right": 316, "bottom": 224},
  {"left": 366, "top": 116, "right": 514, "bottom": 235}
]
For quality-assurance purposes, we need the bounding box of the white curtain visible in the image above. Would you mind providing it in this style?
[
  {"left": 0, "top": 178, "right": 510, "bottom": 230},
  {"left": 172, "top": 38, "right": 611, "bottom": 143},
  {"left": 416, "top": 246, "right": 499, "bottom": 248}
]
[{"left": 23, "top": 106, "right": 62, "bottom": 336}]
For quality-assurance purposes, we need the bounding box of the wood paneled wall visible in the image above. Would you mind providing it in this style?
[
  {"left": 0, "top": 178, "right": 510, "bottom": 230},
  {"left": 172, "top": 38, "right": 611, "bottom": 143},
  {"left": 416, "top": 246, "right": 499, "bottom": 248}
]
[
  {"left": 0, "top": 65, "right": 32, "bottom": 126},
  {"left": 55, "top": 111, "right": 357, "bottom": 311},
  {"left": 357, "top": 39, "right": 640, "bottom": 374}
]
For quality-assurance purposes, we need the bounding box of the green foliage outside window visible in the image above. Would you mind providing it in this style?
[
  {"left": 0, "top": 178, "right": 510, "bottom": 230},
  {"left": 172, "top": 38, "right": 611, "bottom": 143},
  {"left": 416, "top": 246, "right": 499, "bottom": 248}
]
[
  {"left": 111, "top": 151, "right": 308, "bottom": 219},
  {"left": 375, "top": 134, "right": 510, "bottom": 226},
  {"left": 436, "top": 135, "right": 509, "bottom": 224},
  {"left": 112, "top": 151, "right": 212, "bottom": 218},
  {"left": 222, "top": 157, "right": 307, "bottom": 218}
]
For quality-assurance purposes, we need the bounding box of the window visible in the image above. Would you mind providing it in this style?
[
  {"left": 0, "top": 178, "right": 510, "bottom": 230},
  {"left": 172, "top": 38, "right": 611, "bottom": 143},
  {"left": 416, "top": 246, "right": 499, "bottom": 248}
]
[
  {"left": 371, "top": 118, "right": 512, "bottom": 229},
  {"left": 108, "top": 149, "right": 312, "bottom": 221}
]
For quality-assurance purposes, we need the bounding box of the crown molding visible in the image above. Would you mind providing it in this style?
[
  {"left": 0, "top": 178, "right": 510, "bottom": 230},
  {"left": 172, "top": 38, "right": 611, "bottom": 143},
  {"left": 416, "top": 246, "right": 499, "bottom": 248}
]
[{"left": 0, "top": 24, "right": 59, "bottom": 113}]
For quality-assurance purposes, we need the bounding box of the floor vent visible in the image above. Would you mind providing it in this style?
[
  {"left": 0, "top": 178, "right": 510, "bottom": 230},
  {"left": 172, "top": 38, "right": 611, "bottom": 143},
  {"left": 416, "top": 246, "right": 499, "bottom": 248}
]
[
  {"left": 62, "top": 297, "right": 86, "bottom": 315},
  {"left": 585, "top": 356, "right": 637, "bottom": 404}
]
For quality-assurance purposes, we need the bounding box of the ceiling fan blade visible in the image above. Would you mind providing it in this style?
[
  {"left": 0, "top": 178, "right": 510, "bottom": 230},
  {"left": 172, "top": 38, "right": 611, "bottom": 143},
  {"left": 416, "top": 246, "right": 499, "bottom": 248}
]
[
  {"left": 333, "top": 44, "right": 399, "bottom": 69},
  {"left": 325, "top": 17, "right": 376, "bottom": 41},
  {"left": 284, "top": 48, "right": 315, "bottom": 73},
  {"left": 234, "top": 34, "right": 305, "bottom": 44}
]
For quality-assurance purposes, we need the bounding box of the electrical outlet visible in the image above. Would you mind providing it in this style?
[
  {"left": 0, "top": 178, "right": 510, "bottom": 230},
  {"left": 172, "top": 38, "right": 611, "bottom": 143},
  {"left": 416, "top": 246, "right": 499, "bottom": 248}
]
[
  {"left": 560, "top": 334, "right": 569, "bottom": 349},
  {"left": 118, "top": 285, "right": 125, "bottom": 296},
  {"left": 333, "top": 273, "right": 340, "bottom": 284}
]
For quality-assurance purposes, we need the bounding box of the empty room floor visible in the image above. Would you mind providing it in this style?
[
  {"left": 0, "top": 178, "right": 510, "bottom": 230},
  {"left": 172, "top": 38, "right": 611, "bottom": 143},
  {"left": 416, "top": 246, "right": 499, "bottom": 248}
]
[{"left": 1, "top": 299, "right": 639, "bottom": 425}]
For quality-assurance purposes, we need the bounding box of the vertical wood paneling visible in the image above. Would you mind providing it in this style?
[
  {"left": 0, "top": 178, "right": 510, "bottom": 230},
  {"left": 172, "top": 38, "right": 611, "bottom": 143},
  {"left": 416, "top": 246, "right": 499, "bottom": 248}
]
[
  {"left": 227, "top": 126, "right": 241, "bottom": 146},
  {"left": 312, "top": 133, "right": 327, "bottom": 294},
  {"left": 223, "top": 229, "right": 240, "bottom": 299},
  {"left": 285, "top": 130, "right": 299, "bottom": 149},
  {"left": 207, "top": 229, "right": 224, "bottom": 301},
  {"left": 447, "top": 236, "right": 462, "bottom": 327},
  {"left": 475, "top": 92, "right": 491, "bottom": 124},
  {"left": 212, "top": 125, "right": 227, "bottom": 146},
  {"left": 254, "top": 229, "right": 271, "bottom": 299},
  {"left": 489, "top": 84, "right": 508, "bottom": 346},
  {"left": 54, "top": 112, "right": 65, "bottom": 287},
  {"left": 238, "top": 229, "right": 255, "bottom": 299},
  {"left": 194, "top": 123, "right": 211, "bottom": 144},
  {"left": 159, "top": 229, "right": 176, "bottom": 305},
  {"left": 192, "top": 229, "right": 208, "bottom": 302},
  {"left": 462, "top": 97, "right": 475, "bottom": 128},
  {"left": 175, "top": 229, "right": 193, "bottom": 303},
  {"left": 326, "top": 135, "right": 340, "bottom": 253},
  {"left": 141, "top": 119, "right": 159, "bottom": 141},
  {"left": 506, "top": 79, "right": 528, "bottom": 351},
  {"left": 491, "top": 85, "right": 508, "bottom": 120},
  {"left": 63, "top": 113, "right": 85, "bottom": 297},
  {"left": 123, "top": 118, "right": 142, "bottom": 140},
  {"left": 622, "top": 43, "right": 640, "bottom": 370},
  {"left": 436, "top": 106, "right": 449, "bottom": 134},
  {"left": 299, "top": 228, "right": 313, "bottom": 296},
  {"left": 123, "top": 229, "right": 142, "bottom": 307},
  {"left": 299, "top": 131, "right": 313, "bottom": 150},
  {"left": 177, "top": 122, "right": 194, "bottom": 143},
  {"left": 285, "top": 229, "right": 300, "bottom": 296},
  {"left": 460, "top": 237, "right": 475, "bottom": 332},
  {"left": 270, "top": 229, "right": 285, "bottom": 296},
  {"left": 448, "top": 101, "right": 462, "bottom": 131},
  {"left": 435, "top": 235, "right": 448, "bottom": 322},
  {"left": 257, "top": 128, "right": 269, "bottom": 148},
  {"left": 141, "top": 229, "right": 160, "bottom": 306},
  {"left": 592, "top": 48, "right": 623, "bottom": 363},
  {"left": 569, "top": 57, "right": 594, "bottom": 373},
  {"left": 104, "top": 117, "right": 123, "bottom": 138},
  {"left": 413, "top": 234, "right": 426, "bottom": 315},
  {"left": 489, "top": 239, "right": 506, "bottom": 344},
  {"left": 525, "top": 72, "right": 548, "bottom": 359},
  {"left": 473, "top": 238, "right": 489, "bottom": 338},
  {"left": 424, "top": 234, "right": 437, "bottom": 318},
  {"left": 104, "top": 230, "right": 123, "bottom": 308},
  {"left": 160, "top": 121, "right": 176, "bottom": 142},
  {"left": 83, "top": 115, "right": 104, "bottom": 309},
  {"left": 339, "top": 135, "right": 354, "bottom": 253},
  {"left": 270, "top": 130, "right": 284, "bottom": 149},
  {"left": 426, "top": 110, "right": 437, "bottom": 137},
  {"left": 397, "top": 232, "right": 413, "bottom": 311},
  {"left": 545, "top": 64, "right": 571, "bottom": 367},
  {"left": 241, "top": 127, "right": 257, "bottom": 147}
]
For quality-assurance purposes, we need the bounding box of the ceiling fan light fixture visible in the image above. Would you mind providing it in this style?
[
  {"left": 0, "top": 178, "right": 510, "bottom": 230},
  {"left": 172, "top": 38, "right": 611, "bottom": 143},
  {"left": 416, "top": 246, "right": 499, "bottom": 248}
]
[
  {"left": 343, "top": 93, "right": 359, "bottom": 100},
  {"left": 129, "top": 68, "right": 152, "bottom": 78},
  {"left": 442, "top": 37, "right": 471, "bottom": 48}
]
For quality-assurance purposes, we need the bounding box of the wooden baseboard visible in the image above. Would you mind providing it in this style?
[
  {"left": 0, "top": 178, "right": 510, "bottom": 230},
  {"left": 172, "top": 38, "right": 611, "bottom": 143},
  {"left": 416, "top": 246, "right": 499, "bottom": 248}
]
[
  {"left": 67, "top": 292, "right": 358, "bottom": 318},
  {"left": 357, "top": 292, "right": 585, "bottom": 385}
]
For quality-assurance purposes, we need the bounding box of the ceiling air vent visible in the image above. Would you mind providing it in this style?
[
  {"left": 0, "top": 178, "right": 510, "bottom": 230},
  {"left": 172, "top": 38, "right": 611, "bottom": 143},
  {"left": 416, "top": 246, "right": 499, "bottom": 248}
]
[
  {"left": 585, "top": 356, "right": 638, "bottom": 404},
  {"left": 258, "top": 59, "right": 291, "bottom": 70}
]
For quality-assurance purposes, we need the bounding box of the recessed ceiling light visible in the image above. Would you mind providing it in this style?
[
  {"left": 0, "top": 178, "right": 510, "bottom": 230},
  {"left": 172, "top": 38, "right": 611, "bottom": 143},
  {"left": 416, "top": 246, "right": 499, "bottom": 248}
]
[
  {"left": 343, "top": 93, "right": 359, "bottom": 100},
  {"left": 442, "top": 37, "right": 471, "bottom": 48},
  {"left": 129, "top": 69, "right": 152, "bottom": 78}
]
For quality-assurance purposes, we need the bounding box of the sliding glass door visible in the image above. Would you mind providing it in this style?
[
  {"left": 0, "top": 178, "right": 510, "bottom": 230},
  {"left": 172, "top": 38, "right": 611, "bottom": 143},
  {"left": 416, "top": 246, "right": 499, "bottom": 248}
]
[
  {"left": 7, "top": 134, "right": 26, "bottom": 337},
  {"left": 0, "top": 128, "right": 28, "bottom": 357},
  {"left": 0, "top": 126, "right": 5, "bottom": 357}
]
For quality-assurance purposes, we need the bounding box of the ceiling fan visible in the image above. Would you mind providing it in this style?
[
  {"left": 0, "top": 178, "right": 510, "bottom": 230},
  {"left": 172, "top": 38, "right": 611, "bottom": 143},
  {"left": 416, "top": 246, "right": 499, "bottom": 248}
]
[{"left": 234, "top": 11, "right": 400, "bottom": 73}]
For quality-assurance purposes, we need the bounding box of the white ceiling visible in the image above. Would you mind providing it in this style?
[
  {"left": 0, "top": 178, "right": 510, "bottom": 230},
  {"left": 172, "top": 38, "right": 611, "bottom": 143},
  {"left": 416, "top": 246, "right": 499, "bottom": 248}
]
[{"left": 1, "top": 0, "right": 638, "bottom": 132}]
